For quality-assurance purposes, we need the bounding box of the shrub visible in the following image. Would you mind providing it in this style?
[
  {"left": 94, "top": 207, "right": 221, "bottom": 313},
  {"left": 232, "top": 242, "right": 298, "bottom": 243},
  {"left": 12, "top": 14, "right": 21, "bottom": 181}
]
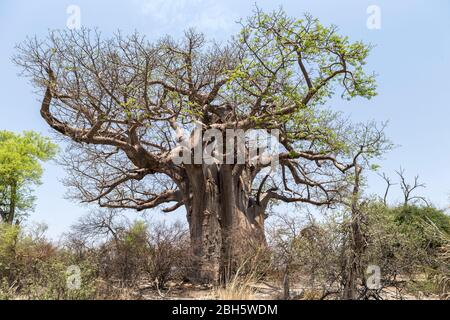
[
  {"left": 392, "top": 205, "right": 450, "bottom": 248},
  {"left": 146, "top": 221, "right": 192, "bottom": 286},
  {"left": 0, "top": 222, "right": 100, "bottom": 299}
]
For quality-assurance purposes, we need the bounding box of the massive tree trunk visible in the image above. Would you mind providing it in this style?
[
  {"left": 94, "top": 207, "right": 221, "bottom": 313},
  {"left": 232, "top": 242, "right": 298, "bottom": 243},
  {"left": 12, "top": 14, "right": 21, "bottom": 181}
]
[{"left": 183, "top": 164, "right": 266, "bottom": 284}]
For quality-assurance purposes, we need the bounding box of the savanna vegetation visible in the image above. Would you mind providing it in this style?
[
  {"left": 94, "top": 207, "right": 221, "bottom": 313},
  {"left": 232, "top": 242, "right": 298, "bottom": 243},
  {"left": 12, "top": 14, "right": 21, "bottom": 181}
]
[{"left": 0, "top": 9, "right": 449, "bottom": 300}]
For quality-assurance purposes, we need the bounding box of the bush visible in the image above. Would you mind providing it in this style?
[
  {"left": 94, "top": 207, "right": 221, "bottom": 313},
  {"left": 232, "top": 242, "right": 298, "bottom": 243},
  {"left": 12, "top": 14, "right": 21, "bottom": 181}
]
[
  {"left": 65, "top": 213, "right": 193, "bottom": 290},
  {"left": 267, "top": 214, "right": 343, "bottom": 299},
  {"left": 266, "top": 203, "right": 450, "bottom": 299},
  {"left": 358, "top": 203, "right": 450, "bottom": 298},
  {"left": 392, "top": 205, "right": 450, "bottom": 248},
  {"left": 0, "top": 223, "right": 20, "bottom": 281},
  {"left": 101, "top": 220, "right": 150, "bottom": 286},
  {"left": 146, "top": 221, "right": 192, "bottom": 286},
  {"left": 0, "top": 222, "right": 100, "bottom": 299},
  {"left": 365, "top": 203, "right": 431, "bottom": 285}
]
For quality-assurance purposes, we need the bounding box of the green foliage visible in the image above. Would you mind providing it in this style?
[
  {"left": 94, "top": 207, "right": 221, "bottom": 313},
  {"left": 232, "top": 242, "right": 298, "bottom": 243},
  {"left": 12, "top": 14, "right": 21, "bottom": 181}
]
[
  {"left": 225, "top": 9, "right": 380, "bottom": 159},
  {"left": 364, "top": 202, "right": 450, "bottom": 293},
  {"left": 393, "top": 205, "right": 450, "bottom": 235},
  {"left": 0, "top": 223, "right": 20, "bottom": 274},
  {"left": 124, "top": 220, "right": 148, "bottom": 245},
  {"left": 0, "top": 130, "right": 57, "bottom": 182},
  {"left": 365, "top": 203, "right": 450, "bottom": 298},
  {"left": 385, "top": 205, "right": 450, "bottom": 253},
  {"left": 232, "top": 10, "right": 376, "bottom": 107},
  {"left": 0, "top": 130, "right": 57, "bottom": 223},
  {"left": 365, "top": 203, "right": 431, "bottom": 276}
]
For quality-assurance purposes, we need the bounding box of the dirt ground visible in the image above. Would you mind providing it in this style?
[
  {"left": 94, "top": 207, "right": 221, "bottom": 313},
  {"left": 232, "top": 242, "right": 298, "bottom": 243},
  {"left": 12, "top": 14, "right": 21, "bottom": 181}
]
[{"left": 134, "top": 281, "right": 440, "bottom": 300}]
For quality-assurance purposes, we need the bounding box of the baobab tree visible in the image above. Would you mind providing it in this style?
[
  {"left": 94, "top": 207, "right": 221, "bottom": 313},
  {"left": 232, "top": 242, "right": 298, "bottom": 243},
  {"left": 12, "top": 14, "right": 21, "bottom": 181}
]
[{"left": 15, "top": 9, "right": 381, "bottom": 283}]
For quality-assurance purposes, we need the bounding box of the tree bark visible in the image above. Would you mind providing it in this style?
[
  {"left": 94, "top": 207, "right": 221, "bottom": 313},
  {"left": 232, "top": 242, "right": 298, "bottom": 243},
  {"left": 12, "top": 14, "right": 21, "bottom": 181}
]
[
  {"left": 342, "top": 165, "right": 366, "bottom": 300},
  {"left": 283, "top": 264, "right": 290, "bottom": 300},
  {"left": 183, "top": 164, "right": 266, "bottom": 284},
  {"left": 7, "top": 181, "right": 17, "bottom": 225}
]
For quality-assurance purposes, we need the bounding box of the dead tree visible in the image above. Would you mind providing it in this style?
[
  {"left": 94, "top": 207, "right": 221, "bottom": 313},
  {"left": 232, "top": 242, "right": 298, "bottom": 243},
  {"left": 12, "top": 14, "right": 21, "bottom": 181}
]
[
  {"left": 396, "top": 168, "right": 428, "bottom": 206},
  {"left": 378, "top": 172, "right": 396, "bottom": 206}
]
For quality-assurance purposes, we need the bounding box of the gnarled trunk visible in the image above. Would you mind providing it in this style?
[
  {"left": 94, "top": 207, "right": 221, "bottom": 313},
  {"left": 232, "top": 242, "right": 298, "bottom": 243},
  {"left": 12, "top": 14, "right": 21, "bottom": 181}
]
[
  {"left": 342, "top": 164, "right": 366, "bottom": 300},
  {"left": 183, "top": 164, "right": 266, "bottom": 284}
]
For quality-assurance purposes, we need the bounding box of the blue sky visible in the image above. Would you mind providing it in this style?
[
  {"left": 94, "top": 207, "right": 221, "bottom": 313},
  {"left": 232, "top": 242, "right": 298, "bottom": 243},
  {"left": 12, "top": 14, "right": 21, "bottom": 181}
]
[{"left": 0, "top": 0, "right": 449, "bottom": 238}]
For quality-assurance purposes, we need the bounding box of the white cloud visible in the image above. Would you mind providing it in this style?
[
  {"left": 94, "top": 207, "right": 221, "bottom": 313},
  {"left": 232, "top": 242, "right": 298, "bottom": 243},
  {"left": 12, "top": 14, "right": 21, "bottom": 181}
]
[{"left": 133, "top": 0, "right": 237, "bottom": 35}]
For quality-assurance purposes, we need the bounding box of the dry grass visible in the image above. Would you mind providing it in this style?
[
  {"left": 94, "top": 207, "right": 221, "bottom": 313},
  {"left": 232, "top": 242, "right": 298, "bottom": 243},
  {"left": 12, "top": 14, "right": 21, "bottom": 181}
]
[
  {"left": 210, "top": 253, "right": 263, "bottom": 300},
  {"left": 213, "top": 276, "right": 256, "bottom": 300}
]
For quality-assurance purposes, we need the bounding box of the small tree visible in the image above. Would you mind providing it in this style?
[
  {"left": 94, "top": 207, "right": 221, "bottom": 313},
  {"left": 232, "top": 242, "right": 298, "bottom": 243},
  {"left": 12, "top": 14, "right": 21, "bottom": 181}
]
[
  {"left": 338, "top": 122, "right": 391, "bottom": 299},
  {"left": 0, "top": 131, "right": 57, "bottom": 224}
]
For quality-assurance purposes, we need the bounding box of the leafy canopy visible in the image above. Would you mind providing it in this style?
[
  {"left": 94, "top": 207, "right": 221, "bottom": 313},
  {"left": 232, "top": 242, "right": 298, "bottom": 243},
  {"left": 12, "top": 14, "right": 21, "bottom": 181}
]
[{"left": 0, "top": 131, "right": 57, "bottom": 221}]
